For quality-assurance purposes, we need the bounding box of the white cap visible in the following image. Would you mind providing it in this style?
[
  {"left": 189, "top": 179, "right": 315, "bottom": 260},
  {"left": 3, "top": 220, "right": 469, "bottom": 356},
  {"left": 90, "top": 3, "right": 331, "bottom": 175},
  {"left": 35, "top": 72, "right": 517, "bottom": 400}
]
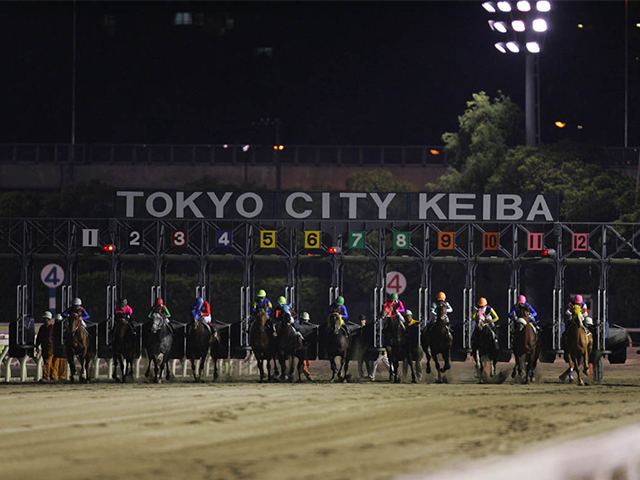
[
  {"left": 584, "top": 317, "right": 594, "bottom": 326},
  {"left": 300, "top": 312, "right": 310, "bottom": 320},
  {"left": 43, "top": 311, "right": 52, "bottom": 319},
  {"left": 406, "top": 310, "right": 413, "bottom": 316},
  {"left": 73, "top": 298, "right": 82, "bottom": 306},
  {"left": 55, "top": 314, "right": 63, "bottom": 321}
]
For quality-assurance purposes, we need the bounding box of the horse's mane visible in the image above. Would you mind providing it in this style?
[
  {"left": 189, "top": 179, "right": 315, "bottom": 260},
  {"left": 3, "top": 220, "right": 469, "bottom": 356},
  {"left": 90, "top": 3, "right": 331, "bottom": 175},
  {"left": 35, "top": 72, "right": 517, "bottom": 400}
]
[
  {"left": 516, "top": 304, "right": 531, "bottom": 321},
  {"left": 435, "top": 301, "right": 448, "bottom": 321}
]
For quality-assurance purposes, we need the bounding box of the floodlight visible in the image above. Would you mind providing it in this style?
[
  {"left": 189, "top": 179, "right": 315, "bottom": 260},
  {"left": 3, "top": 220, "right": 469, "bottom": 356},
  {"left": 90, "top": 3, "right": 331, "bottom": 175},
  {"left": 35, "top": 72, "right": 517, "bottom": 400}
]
[
  {"left": 497, "top": 1, "right": 512, "bottom": 12},
  {"left": 494, "top": 42, "right": 507, "bottom": 53},
  {"left": 506, "top": 41, "right": 520, "bottom": 53},
  {"left": 516, "top": 1, "right": 531, "bottom": 12},
  {"left": 532, "top": 18, "right": 547, "bottom": 32},
  {"left": 536, "top": 1, "right": 551, "bottom": 12},
  {"left": 482, "top": 1, "right": 497, "bottom": 13},
  {"left": 512, "top": 20, "right": 526, "bottom": 32},
  {"left": 489, "top": 20, "right": 509, "bottom": 33},
  {"left": 526, "top": 41, "right": 541, "bottom": 53}
]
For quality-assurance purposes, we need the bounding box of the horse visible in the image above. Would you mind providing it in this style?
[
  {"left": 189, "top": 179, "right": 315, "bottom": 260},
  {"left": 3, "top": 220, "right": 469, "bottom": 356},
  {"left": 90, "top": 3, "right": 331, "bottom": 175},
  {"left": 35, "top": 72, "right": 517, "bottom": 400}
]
[
  {"left": 382, "top": 310, "right": 416, "bottom": 383},
  {"left": 511, "top": 306, "right": 540, "bottom": 384},
  {"left": 250, "top": 308, "right": 278, "bottom": 382},
  {"left": 471, "top": 321, "right": 500, "bottom": 381},
  {"left": 324, "top": 312, "right": 351, "bottom": 383},
  {"left": 421, "top": 301, "right": 453, "bottom": 383},
  {"left": 560, "top": 304, "right": 592, "bottom": 386},
  {"left": 275, "top": 312, "right": 306, "bottom": 382},
  {"left": 65, "top": 312, "right": 95, "bottom": 383},
  {"left": 143, "top": 311, "right": 174, "bottom": 383},
  {"left": 112, "top": 313, "right": 136, "bottom": 383},
  {"left": 186, "top": 317, "right": 216, "bottom": 382}
]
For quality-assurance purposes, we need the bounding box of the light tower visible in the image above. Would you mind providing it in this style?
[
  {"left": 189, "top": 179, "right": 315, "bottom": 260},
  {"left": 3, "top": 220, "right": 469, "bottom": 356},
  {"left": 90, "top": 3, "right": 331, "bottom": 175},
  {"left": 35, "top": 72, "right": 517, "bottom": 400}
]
[{"left": 482, "top": 1, "right": 551, "bottom": 146}]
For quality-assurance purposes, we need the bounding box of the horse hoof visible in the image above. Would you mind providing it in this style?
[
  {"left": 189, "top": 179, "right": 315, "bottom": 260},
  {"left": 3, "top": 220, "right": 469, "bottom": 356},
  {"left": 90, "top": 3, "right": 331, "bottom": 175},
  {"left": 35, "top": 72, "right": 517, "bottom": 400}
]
[{"left": 411, "top": 379, "right": 417, "bottom": 384}]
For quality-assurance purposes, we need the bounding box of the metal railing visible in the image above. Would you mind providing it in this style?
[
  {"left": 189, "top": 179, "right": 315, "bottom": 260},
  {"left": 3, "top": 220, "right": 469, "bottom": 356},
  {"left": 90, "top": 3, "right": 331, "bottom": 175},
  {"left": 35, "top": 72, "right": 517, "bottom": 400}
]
[{"left": 0, "top": 143, "right": 450, "bottom": 166}]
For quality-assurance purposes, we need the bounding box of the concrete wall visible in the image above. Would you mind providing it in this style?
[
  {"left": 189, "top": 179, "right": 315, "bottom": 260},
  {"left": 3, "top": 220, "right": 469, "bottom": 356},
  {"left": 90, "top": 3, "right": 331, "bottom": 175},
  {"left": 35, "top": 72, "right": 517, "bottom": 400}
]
[{"left": 0, "top": 163, "right": 449, "bottom": 190}]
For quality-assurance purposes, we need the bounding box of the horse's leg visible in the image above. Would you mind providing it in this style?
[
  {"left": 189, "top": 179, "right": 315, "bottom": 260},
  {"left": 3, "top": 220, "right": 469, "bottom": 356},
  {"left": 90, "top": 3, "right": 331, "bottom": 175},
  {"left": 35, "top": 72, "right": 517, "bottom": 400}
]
[
  {"left": 474, "top": 349, "right": 482, "bottom": 379},
  {"left": 442, "top": 347, "right": 452, "bottom": 372},
  {"left": 191, "top": 357, "right": 198, "bottom": 382},
  {"left": 68, "top": 353, "right": 75, "bottom": 383},
  {"left": 407, "top": 355, "right": 416, "bottom": 383},
  {"left": 343, "top": 357, "right": 350, "bottom": 382},
  {"left": 144, "top": 351, "right": 151, "bottom": 378},
  {"left": 257, "top": 357, "right": 265, "bottom": 383},
  {"left": 266, "top": 356, "right": 272, "bottom": 382},
  {"left": 153, "top": 356, "right": 160, "bottom": 383},
  {"left": 329, "top": 356, "right": 338, "bottom": 382},
  {"left": 279, "top": 354, "right": 287, "bottom": 381},
  {"left": 112, "top": 352, "right": 119, "bottom": 382},
  {"left": 424, "top": 348, "right": 432, "bottom": 375},
  {"left": 288, "top": 354, "right": 295, "bottom": 383}
]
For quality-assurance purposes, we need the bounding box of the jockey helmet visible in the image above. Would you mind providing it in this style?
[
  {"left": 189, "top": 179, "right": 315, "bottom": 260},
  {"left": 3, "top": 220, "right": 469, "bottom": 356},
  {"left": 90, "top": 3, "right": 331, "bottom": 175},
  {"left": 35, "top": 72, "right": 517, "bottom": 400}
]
[
  {"left": 300, "top": 312, "right": 310, "bottom": 321},
  {"left": 478, "top": 297, "right": 487, "bottom": 307},
  {"left": 517, "top": 295, "right": 527, "bottom": 304},
  {"left": 584, "top": 316, "right": 594, "bottom": 326},
  {"left": 43, "top": 311, "right": 52, "bottom": 320},
  {"left": 73, "top": 298, "right": 82, "bottom": 306},
  {"left": 574, "top": 294, "right": 583, "bottom": 304},
  {"left": 358, "top": 314, "right": 366, "bottom": 321},
  {"left": 154, "top": 297, "right": 163, "bottom": 307},
  {"left": 391, "top": 293, "right": 399, "bottom": 300},
  {"left": 257, "top": 289, "right": 266, "bottom": 298},
  {"left": 437, "top": 291, "right": 446, "bottom": 301},
  {"left": 55, "top": 313, "right": 63, "bottom": 321},
  {"left": 336, "top": 296, "right": 344, "bottom": 306},
  {"left": 405, "top": 310, "right": 413, "bottom": 317},
  {"left": 119, "top": 298, "right": 127, "bottom": 306},
  {"left": 278, "top": 296, "right": 286, "bottom": 305}
]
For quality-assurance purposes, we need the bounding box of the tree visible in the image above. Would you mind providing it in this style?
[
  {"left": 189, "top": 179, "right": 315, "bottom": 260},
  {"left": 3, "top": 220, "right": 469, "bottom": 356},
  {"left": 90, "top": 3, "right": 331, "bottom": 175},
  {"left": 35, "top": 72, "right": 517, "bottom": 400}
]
[
  {"left": 437, "top": 91, "right": 523, "bottom": 192},
  {"left": 345, "top": 170, "right": 414, "bottom": 192}
]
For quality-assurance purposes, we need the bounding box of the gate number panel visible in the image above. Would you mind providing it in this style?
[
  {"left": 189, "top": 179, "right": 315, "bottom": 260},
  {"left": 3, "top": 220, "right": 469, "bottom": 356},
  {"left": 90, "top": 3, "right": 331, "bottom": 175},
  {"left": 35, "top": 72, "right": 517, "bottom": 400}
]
[
  {"left": 393, "top": 231, "right": 410, "bottom": 249},
  {"left": 172, "top": 230, "right": 188, "bottom": 247},
  {"left": 260, "top": 230, "right": 276, "bottom": 248},
  {"left": 438, "top": 232, "right": 454, "bottom": 250},
  {"left": 216, "top": 230, "right": 232, "bottom": 248},
  {"left": 572, "top": 233, "right": 588, "bottom": 251},
  {"left": 349, "top": 231, "right": 365, "bottom": 249},
  {"left": 527, "top": 232, "right": 543, "bottom": 251},
  {"left": 304, "top": 231, "right": 321, "bottom": 249},
  {"left": 483, "top": 232, "right": 499, "bottom": 250}
]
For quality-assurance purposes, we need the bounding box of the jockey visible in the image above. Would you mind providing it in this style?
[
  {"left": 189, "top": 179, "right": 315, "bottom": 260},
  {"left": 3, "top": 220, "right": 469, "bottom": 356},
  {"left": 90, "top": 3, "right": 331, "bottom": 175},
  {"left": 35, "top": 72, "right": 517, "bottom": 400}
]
[
  {"left": 328, "top": 296, "right": 350, "bottom": 336},
  {"left": 565, "top": 294, "right": 591, "bottom": 326},
  {"left": 429, "top": 292, "right": 453, "bottom": 320},
  {"left": 382, "top": 293, "right": 406, "bottom": 324},
  {"left": 191, "top": 296, "right": 212, "bottom": 334},
  {"left": 251, "top": 289, "right": 273, "bottom": 317},
  {"left": 405, "top": 309, "right": 420, "bottom": 326},
  {"left": 113, "top": 298, "right": 134, "bottom": 334},
  {"left": 62, "top": 297, "right": 90, "bottom": 328},
  {"left": 147, "top": 297, "right": 172, "bottom": 326},
  {"left": 472, "top": 297, "right": 499, "bottom": 348},
  {"left": 508, "top": 295, "right": 538, "bottom": 330},
  {"left": 274, "top": 296, "right": 297, "bottom": 326}
]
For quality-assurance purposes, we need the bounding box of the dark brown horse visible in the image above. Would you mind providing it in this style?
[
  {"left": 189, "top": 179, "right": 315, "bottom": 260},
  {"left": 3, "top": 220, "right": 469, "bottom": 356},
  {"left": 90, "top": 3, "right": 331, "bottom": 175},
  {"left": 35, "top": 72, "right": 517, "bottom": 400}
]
[
  {"left": 560, "top": 304, "right": 591, "bottom": 386},
  {"left": 275, "top": 311, "right": 306, "bottom": 382},
  {"left": 186, "top": 318, "right": 216, "bottom": 382},
  {"left": 65, "top": 312, "right": 94, "bottom": 383},
  {"left": 382, "top": 310, "right": 416, "bottom": 383},
  {"left": 112, "top": 313, "right": 136, "bottom": 383},
  {"left": 250, "top": 308, "right": 277, "bottom": 382},
  {"left": 421, "top": 301, "right": 453, "bottom": 383},
  {"left": 511, "top": 306, "right": 540, "bottom": 383},
  {"left": 472, "top": 322, "right": 500, "bottom": 381},
  {"left": 325, "top": 312, "right": 351, "bottom": 383}
]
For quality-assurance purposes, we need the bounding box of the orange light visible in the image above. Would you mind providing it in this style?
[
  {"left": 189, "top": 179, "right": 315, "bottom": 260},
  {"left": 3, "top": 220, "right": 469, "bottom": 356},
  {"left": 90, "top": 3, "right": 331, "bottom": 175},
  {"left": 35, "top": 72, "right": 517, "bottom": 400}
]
[
  {"left": 430, "top": 149, "right": 440, "bottom": 155},
  {"left": 102, "top": 244, "right": 115, "bottom": 252},
  {"left": 555, "top": 121, "right": 566, "bottom": 128},
  {"left": 273, "top": 145, "right": 278, "bottom": 150},
  {"left": 278, "top": 145, "right": 284, "bottom": 150}
]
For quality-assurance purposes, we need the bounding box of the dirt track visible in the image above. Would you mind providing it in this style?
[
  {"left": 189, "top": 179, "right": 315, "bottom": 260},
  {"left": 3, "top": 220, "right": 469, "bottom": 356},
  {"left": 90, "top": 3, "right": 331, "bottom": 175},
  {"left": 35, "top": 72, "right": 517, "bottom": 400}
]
[{"left": 3, "top": 355, "right": 640, "bottom": 480}]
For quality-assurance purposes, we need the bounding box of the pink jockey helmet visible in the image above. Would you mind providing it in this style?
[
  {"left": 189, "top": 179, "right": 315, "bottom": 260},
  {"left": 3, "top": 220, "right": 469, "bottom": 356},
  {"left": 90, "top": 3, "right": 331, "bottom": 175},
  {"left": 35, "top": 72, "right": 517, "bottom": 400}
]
[
  {"left": 574, "top": 294, "right": 583, "bottom": 304},
  {"left": 517, "top": 295, "right": 527, "bottom": 304}
]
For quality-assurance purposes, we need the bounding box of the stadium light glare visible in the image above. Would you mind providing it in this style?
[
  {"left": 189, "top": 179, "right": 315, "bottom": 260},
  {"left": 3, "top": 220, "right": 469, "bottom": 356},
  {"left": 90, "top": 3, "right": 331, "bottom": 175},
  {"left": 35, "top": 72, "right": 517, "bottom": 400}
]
[
  {"left": 516, "top": 1, "right": 531, "bottom": 12},
  {"left": 506, "top": 41, "right": 520, "bottom": 53},
  {"left": 532, "top": 18, "right": 548, "bottom": 32},
  {"left": 526, "top": 41, "right": 541, "bottom": 53},
  {"left": 497, "top": 1, "right": 512, "bottom": 12},
  {"left": 512, "top": 20, "right": 526, "bottom": 32}
]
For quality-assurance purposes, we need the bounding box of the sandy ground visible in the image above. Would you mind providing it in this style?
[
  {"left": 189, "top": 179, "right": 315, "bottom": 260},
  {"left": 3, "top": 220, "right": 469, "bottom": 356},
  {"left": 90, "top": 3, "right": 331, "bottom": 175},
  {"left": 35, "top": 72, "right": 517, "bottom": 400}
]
[{"left": 3, "top": 352, "right": 640, "bottom": 480}]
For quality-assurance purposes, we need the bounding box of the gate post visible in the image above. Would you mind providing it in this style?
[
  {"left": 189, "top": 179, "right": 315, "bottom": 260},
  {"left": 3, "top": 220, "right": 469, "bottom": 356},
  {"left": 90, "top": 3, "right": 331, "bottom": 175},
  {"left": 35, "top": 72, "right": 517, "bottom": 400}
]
[
  {"left": 373, "top": 229, "right": 386, "bottom": 349},
  {"left": 552, "top": 263, "right": 566, "bottom": 353},
  {"left": 507, "top": 261, "right": 521, "bottom": 351},
  {"left": 462, "top": 260, "right": 477, "bottom": 351}
]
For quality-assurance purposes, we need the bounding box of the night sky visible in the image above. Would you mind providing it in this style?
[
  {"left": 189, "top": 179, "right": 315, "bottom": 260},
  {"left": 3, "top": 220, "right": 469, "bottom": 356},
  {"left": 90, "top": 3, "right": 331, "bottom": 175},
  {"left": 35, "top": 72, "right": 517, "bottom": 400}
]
[{"left": 1, "top": 1, "right": 638, "bottom": 148}]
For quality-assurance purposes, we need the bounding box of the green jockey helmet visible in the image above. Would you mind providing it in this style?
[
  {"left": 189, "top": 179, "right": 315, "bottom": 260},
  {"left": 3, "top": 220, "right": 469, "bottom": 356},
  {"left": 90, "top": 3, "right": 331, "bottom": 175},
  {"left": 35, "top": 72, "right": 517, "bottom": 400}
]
[
  {"left": 391, "top": 293, "right": 399, "bottom": 300},
  {"left": 278, "top": 296, "right": 287, "bottom": 305},
  {"left": 336, "top": 296, "right": 344, "bottom": 306},
  {"left": 257, "top": 289, "right": 266, "bottom": 298}
]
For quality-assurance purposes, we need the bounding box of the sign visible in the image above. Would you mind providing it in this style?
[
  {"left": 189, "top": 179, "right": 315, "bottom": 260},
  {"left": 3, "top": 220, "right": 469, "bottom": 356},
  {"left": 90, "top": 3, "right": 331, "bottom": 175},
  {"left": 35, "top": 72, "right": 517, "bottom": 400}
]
[
  {"left": 349, "top": 231, "right": 365, "bottom": 249},
  {"left": 41, "top": 264, "right": 64, "bottom": 288},
  {"left": 527, "top": 232, "right": 543, "bottom": 251},
  {"left": 304, "top": 231, "right": 321, "bottom": 249},
  {"left": 393, "top": 231, "right": 410, "bottom": 249},
  {"left": 171, "top": 230, "right": 187, "bottom": 247},
  {"left": 260, "top": 230, "right": 276, "bottom": 248},
  {"left": 438, "top": 232, "right": 454, "bottom": 250},
  {"left": 82, "top": 229, "right": 99, "bottom": 247},
  {"left": 115, "top": 191, "right": 559, "bottom": 222},
  {"left": 483, "top": 232, "right": 499, "bottom": 250},
  {"left": 385, "top": 271, "right": 407, "bottom": 295},
  {"left": 572, "top": 233, "right": 588, "bottom": 251},
  {"left": 216, "top": 230, "right": 232, "bottom": 248}
]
